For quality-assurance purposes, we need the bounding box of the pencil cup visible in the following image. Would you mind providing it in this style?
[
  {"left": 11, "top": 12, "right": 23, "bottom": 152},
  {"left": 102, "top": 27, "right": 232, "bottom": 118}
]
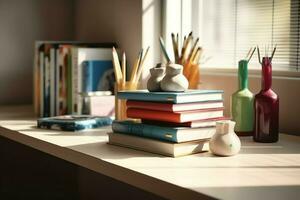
[
  {"left": 183, "top": 62, "right": 200, "bottom": 89},
  {"left": 115, "top": 82, "right": 139, "bottom": 120}
]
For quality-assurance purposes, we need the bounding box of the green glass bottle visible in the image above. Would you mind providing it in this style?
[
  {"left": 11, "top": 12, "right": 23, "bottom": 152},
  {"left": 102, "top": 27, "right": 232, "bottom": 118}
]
[{"left": 231, "top": 60, "right": 254, "bottom": 136}]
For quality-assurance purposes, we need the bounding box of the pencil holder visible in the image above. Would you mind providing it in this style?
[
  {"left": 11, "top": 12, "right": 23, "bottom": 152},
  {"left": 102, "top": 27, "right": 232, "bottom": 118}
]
[
  {"left": 183, "top": 62, "right": 200, "bottom": 89},
  {"left": 115, "top": 82, "right": 139, "bottom": 120}
]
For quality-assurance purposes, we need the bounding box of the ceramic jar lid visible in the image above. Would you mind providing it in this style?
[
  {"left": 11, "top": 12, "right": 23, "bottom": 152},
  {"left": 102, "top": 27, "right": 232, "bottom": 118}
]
[{"left": 216, "top": 120, "right": 236, "bottom": 134}]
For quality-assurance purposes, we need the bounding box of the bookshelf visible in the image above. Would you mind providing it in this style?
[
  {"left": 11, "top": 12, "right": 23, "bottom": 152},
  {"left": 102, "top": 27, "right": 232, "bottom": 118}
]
[{"left": 1, "top": 105, "right": 300, "bottom": 200}]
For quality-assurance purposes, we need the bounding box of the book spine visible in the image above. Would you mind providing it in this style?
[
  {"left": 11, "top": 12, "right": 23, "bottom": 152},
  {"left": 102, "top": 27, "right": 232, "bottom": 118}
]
[
  {"left": 77, "top": 52, "right": 83, "bottom": 115},
  {"left": 67, "top": 52, "right": 72, "bottom": 114},
  {"left": 58, "top": 47, "right": 67, "bottom": 115},
  {"left": 112, "top": 121, "right": 178, "bottom": 142},
  {"left": 44, "top": 56, "right": 50, "bottom": 117},
  {"left": 127, "top": 108, "right": 180, "bottom": 123},
  {"left": 39, "top": 52, "right": 44, "bottom": 117},
  {"left": 126, "top": 100, "right": 173, "bottom": 111},
  {"left": 50, "top": 48, "right": 56, "bottom": 116},
  {"left": 71, "top": 48, "right": 78, "bottom": 114},
  {"left": 33, "top": 42, "right": 40, "bottom": 116},
  {"left": 117, "top": 92, "right": 176, "bottom": 103},
  {"left": 55, "top": 49, "right": 60, "bottom": 115}
]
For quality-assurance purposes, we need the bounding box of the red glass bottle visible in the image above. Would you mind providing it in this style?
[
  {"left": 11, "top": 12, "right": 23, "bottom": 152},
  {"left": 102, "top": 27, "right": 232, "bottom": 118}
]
[{"left": 254, "top": 57, "right": 279, "bottom": 143}]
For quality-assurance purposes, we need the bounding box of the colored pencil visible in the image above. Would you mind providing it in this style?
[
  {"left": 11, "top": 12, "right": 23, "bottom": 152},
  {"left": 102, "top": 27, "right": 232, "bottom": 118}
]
[
  {"left": 171, "top": 33, "right": 179, "bottom": 63},
  {"left": 257, "top": 46, "right": 262, "bottom": 64},
  {"left": 188, "top": 37, "right": 199, "bottom": 61},
  {"left": 270, "top": 44, "right": 277, "bottom": 61},
  {"left": 181, "top": 36, "right": 187, "bottom": 60},
  {"left": 159, "top": 37, "right": 171, "bottom": 62},
  {"left": 136, "top": 46, "right": 150, "bottom": 82},
  {"left": 247, "top": 47, "right": 256, "bottom": 62},
  {"left": 130, "top": 51, "right": 142, "bottom": 83},
  {"left": 112, "top": 47, "right": 122, "bottom": 84},
  {"left": 122, "top": 52, "right": 126, "bottom": 85},
  {"left": 193, "top": 47, "right": 203, "bottom": 64}
]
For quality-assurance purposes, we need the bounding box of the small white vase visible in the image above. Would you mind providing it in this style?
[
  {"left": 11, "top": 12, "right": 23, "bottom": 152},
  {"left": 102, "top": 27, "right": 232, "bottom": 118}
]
[
  {"left": 209, "top": 120, "right": 241, "bottom": 156},
  {"left": 147, "top": 64, "right": 166, "bottom": 92},
  {"left": 160, "top": 63, "right": 189, "bottom": 92}
]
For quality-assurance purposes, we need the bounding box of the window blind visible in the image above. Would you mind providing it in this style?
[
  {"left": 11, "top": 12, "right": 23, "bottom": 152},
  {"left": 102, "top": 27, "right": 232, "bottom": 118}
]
[{"left": 184, "top": 0, "right": 300, "bottom": 71}]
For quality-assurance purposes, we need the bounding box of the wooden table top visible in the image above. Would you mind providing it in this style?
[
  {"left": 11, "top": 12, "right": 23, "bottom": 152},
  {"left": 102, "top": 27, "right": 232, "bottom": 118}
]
[{"left": 0, "top": 105, "right": 299, "bottom": 200}]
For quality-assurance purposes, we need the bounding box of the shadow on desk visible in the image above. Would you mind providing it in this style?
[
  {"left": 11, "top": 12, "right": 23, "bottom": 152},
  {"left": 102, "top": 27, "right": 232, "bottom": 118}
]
[{"left": 0, "top": 136, "right": 167, "bottom": 200}]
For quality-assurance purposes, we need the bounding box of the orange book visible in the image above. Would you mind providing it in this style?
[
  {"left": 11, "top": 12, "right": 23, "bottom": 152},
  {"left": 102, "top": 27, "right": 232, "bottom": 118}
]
[
  {"left": 127, "top": 108, "right": 224, "bottom": 123},
  {"left": 126, "top": 100, "right": 223, "bottom": 112}
]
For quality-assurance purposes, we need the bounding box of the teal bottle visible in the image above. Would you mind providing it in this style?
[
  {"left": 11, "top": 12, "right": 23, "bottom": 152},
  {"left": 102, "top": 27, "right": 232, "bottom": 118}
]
[{"left": 231, "top": 60, "right": 254, "bottom": 136}]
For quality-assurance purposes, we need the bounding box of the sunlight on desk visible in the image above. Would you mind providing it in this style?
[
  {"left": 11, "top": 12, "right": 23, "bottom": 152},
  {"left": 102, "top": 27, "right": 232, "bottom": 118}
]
[{"left": 0, "top": 112, "right": 299, "bottom": 200}]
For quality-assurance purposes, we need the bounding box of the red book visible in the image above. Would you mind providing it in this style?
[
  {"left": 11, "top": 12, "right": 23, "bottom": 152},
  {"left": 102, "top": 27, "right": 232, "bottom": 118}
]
[
  {"left": 127, "top": 108, "right": 224, "bottom": 123},
  {"left": 142, "top": 117, "right": 229, "bottom": 128},
  {"left": 126, "top": 100, "right": 223, "bottom": 112}
]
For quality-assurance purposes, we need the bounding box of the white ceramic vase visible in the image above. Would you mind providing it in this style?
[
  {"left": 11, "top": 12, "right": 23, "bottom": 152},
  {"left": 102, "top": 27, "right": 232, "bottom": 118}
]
[
  {"left": 209, "top": 120, "right": 241, "bottom": 156},
  {"left": 147, "top": 64, "right": 166, "bottom": 92},
  {"left": 160, "top": 63, "right": 188, "bottom": 92}
]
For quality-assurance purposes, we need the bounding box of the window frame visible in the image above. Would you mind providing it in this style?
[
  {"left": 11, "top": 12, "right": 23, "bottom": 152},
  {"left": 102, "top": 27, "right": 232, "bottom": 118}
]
[{"left": 162, "top": 0, "right": 300, "bottom": 78}]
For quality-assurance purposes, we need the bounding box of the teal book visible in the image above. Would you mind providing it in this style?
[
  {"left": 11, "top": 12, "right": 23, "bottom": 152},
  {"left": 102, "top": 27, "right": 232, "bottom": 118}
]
[
  {"left": 112, "top": 120, "right": 215, "bottom": 143},
  {"left": 38, "top": 115, "right": 112, "bottom": 131},
  {"left": 117, "top": 90, "right": 223, "bottom": 103}
]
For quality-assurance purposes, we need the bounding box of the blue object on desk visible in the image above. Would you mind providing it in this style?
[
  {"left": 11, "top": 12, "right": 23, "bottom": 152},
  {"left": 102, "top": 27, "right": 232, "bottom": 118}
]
[{"left": 37, "top": 115, "right": 113, "bottom": 131}]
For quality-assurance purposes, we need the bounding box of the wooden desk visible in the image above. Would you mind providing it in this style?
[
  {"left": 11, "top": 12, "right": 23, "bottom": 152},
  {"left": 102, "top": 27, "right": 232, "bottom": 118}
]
[{"left": 0, "top": 105, "right": 300, "bottom": 200}]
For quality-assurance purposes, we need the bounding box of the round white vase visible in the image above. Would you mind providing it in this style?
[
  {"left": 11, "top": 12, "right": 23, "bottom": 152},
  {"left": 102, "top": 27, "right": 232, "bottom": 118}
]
[
  {"left": 147, "top": 64, "right": 166, "bottom": 92},
  {"left": 160, "top": 63, "right": 188, "bottom": 92},
  {"left": 209, "top": 120, "right": 241, "bottom": 156}
]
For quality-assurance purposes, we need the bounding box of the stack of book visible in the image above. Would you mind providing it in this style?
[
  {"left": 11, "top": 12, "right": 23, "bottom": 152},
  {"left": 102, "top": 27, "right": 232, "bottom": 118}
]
[
  {"left": 108, "top": 89, "right": 225, "bottom": 157},
  {"left": 33, "top": 41, "right": 117, "bottom": 117}
]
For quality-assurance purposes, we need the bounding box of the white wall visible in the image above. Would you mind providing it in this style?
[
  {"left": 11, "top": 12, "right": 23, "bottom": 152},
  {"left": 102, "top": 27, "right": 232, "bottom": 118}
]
[
  {"left": 74, "top": 0, "right": 143, "bottom": 73},
  {"left": 0, "top": 0, "right": 74, "bottom": 104},
  {"left": 0, "top": 0, "right": 143, "bottom": 104}
]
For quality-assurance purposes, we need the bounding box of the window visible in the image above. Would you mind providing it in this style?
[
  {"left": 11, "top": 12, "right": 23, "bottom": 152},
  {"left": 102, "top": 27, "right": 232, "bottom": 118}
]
[{"left": 163, "top": 0, "right": 300, "bottom": 72}]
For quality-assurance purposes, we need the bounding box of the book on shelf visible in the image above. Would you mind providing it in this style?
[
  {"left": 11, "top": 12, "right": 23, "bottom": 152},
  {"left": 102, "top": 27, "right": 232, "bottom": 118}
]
[
  {"left": 33, "top": 41, "right": 117, "bottom": 116},
  {"left": 37, "top": 115, "right": 113, "bottom": 131},
  {"left": 117, "top": 89, "right": 223, "bottom": 103},
  {"left": 82, "top": 60, "right": 115, "bottom": 93},
  {"left": 126, "top": 107, "right": 224, "bottom": 123},
  {"left": 57, "top": 44, "right": 71, "bottom": 115},
  {"left": 71, "top": 47, "right": 115, "bottom": 115},
  {"left": 141, "top": 117, "right": 228, "bottom": 128},
  {"left": 126, "top": 100, "right": 224, "bottom": 112},
  {"left": 108, "top": 132, "right": 210, "bottom": 157},
  {"left": 43, "top": 44, "right": 52, "bottom": 117},
  {"left": 112, "top": 120, "right": 216, "bottom": 143},
  {"left": 33, "top": 41, "right": 117, "bottom": 117}
]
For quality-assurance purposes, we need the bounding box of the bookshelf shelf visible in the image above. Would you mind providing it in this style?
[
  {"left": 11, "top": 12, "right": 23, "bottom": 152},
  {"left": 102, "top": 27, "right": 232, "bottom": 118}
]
[{"left": 1, "top": 105, "right": 300, "bottom": 200}]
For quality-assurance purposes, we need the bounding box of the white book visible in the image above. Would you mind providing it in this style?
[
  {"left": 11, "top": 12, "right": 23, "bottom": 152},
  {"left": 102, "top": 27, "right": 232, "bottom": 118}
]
[
  {"left": 71, "top": 48, "right": 114, "bottom": 114},
  {"left": 108, "top": 132, "right": 209, "bottom": 157}
]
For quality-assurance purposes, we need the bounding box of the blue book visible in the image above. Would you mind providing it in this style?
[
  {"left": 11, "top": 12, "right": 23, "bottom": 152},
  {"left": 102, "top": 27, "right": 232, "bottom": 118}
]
[
  {"left": 82, "top": 60, "right": 115, "bottom": 93},
  {"left": 117, "top": 90, "right": 223, "bottom": 103},
  {"left": 38, "top": 115, "right": 113, "bottom": 131},
  {"left": 112, "top": 120, "right": 215, "bottom": 143}
]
